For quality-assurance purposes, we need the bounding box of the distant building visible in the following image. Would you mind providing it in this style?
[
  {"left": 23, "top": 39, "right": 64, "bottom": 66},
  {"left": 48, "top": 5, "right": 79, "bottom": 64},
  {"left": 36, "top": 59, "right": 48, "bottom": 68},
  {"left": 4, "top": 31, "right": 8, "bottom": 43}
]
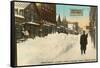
[
  {"left": 89, "top": 6, "right": 97, "bottom": 48},
  {"left": 56, "top": 15, "right": 79, "bottom": 34},
  {"left": 67, "top": 22, "right": 79, "bottom": 34}
]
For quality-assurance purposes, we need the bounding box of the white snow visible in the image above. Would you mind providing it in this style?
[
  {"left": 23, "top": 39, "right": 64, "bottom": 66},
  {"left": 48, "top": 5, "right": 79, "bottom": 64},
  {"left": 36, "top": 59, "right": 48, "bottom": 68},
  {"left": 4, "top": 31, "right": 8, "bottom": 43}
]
[{"left": 17, "top": 32, "right": 96, "bottom": 66}]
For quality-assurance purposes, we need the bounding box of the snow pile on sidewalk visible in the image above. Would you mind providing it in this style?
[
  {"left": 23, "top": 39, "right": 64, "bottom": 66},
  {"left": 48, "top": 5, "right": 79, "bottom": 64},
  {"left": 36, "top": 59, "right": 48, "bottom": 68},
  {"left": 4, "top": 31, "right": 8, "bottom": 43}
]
[{"left": 17, "top": 32, "right": 78, "bottom": 66}]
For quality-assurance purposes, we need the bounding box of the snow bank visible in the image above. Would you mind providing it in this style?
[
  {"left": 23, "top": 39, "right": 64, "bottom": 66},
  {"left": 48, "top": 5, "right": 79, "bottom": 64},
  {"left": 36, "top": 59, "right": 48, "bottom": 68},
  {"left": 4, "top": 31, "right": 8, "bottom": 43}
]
[{"left": 17, "top": 32, "right": 79, "bottom": 66}]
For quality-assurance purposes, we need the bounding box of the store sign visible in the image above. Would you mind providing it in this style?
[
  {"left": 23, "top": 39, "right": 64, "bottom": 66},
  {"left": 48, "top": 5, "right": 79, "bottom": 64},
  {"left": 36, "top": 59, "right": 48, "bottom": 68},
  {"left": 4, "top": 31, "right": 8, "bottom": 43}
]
[{"left": 70, "top": 9, "right": 83, "bottom": 16}]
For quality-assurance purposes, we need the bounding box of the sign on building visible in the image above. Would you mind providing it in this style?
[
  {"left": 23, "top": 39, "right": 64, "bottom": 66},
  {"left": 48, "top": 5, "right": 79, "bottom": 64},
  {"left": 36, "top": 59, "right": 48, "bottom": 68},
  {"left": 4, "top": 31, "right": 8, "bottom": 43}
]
[{"left": 70, "top": 9, "right": 83, "bottom": 16}]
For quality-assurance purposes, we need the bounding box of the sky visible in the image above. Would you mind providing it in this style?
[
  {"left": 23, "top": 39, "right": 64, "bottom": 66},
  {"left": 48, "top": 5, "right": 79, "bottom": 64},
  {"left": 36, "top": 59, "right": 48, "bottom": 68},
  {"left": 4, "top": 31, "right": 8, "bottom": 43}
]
[{"left": 56, "top": 5, "right": 90, "bottom": 30}]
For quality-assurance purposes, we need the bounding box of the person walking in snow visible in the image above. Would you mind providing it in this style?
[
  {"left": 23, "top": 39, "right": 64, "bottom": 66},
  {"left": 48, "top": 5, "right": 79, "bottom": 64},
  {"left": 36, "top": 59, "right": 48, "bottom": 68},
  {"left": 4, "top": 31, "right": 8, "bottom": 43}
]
[{"left": 80, "top": 30, "right": 88, "bottom": 55}]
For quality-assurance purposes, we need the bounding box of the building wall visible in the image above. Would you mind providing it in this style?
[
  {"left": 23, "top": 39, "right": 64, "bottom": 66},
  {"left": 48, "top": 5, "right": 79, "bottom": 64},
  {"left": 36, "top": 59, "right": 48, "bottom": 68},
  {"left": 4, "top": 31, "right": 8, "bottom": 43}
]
[
  {"left": 89, "top": 6, "right": 97, "bottom": 48},
  {"left": 24, "top": 3, "right": 40, "bottom": 23},
  {"left": 36, "top": 3, "right": 56, "bottom": 23}
]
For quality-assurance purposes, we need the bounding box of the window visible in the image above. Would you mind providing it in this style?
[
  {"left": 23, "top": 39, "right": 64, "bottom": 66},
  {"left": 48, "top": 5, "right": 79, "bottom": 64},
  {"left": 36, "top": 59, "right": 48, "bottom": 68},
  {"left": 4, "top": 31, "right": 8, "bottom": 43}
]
[
  {"left": 15, "top": 8, "right": 18, "bottom": 15},
  {"left": 19, "top": 9, "right": 24, "bottom": 16}
]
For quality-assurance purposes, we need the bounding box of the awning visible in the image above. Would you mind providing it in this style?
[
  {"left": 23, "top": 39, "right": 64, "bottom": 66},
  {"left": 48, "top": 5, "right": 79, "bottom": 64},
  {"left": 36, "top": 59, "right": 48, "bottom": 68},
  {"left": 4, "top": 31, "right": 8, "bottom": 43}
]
[
  {"left": 26, "top": 22, "right": 40, "bottom": 26},
  {"left": 15, "top": 14, "right": 24, "bottom": 19},
  {"left": 43, "top": 22, "right": 56, "bottom": 26}
]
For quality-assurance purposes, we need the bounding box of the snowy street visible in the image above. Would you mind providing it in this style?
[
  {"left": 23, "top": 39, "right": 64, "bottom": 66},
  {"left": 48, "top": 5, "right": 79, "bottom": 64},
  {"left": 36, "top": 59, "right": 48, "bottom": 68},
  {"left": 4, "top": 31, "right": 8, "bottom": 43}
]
[{"left": 17, "top": 32, "right": 96, "bottom": 66}]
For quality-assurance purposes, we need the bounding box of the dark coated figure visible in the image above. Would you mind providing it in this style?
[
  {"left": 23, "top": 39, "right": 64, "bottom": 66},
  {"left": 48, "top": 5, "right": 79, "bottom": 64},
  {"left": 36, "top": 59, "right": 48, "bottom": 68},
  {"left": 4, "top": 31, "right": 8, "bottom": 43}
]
[{"left": 80, "top": 31, "right": 88, "bottom": 55}]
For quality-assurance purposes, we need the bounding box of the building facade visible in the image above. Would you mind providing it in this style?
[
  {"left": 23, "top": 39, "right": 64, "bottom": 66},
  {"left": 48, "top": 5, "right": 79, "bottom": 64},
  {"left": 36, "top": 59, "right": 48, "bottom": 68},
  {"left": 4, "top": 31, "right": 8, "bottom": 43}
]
[
  {"left": 89, "top": 6, "right": 97, "bottom": 48},
  {"left": 23, "top": 3, "right": 56, "bottom": 38},
  {"left": 14, "top": 2, "right": 30, "bottom": 40}
]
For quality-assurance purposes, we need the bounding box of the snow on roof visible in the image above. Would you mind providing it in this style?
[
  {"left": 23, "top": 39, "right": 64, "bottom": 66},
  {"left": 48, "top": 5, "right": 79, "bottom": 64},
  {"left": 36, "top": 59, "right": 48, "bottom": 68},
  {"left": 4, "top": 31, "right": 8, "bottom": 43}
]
[
  {"left": 26, "top": 22, "right": 40, "bottom": 26},
  {"left": 15, "top": 14, "right": 24, "bottom": 18},
  {"left": 43, "top": 22, "right": 56, "bottom": 26},
  {"left": 15, "top": 2, "right": 30, "bottom": 9}
]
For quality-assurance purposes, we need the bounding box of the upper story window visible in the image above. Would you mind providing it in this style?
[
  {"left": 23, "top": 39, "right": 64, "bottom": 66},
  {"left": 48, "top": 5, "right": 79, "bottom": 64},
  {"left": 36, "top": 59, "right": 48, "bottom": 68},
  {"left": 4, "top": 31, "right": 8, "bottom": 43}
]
[
  {"left": 19, "top": 9, "right": 24, "bottom": 16},
  {"left": 15, "top": 8, "right": 18, "bottom": 15}
]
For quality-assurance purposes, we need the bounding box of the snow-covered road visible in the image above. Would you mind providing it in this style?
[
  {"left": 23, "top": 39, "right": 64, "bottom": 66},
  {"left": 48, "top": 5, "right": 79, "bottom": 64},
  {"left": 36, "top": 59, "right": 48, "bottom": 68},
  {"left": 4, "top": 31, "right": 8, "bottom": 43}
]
[{"left": 17, "top": 32, "right": 96, "bottom": 66}]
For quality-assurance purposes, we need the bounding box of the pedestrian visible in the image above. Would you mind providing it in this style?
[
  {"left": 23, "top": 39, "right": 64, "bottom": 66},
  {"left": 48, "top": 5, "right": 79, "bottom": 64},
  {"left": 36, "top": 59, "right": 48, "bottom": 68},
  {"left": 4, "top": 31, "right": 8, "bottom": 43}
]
[{"left": 80, "top": 30, "right": 88, "bottom": 55}]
